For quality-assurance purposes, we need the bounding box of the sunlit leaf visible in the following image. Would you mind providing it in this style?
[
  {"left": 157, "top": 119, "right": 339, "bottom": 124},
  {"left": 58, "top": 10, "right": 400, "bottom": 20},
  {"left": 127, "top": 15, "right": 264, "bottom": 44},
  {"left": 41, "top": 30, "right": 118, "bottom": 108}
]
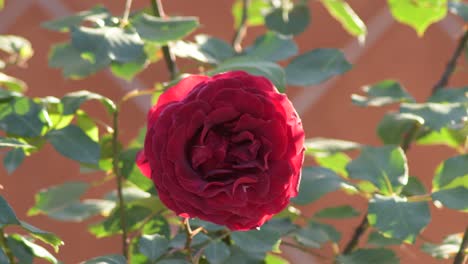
[{"left": 320, "top": 0, "right": 366, "bottom": 40}]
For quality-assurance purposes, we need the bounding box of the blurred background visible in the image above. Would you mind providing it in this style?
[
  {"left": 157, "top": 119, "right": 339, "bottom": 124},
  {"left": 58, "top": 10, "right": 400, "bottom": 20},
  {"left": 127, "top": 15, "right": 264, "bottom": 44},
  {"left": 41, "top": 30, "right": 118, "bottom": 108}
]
[{"left": 0, "top": 0, "right": 467, "bottom": 263}]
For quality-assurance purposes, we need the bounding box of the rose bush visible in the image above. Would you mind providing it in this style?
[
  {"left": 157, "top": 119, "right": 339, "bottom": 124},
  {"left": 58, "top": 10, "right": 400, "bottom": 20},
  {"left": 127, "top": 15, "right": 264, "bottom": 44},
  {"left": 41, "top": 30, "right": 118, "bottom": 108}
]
[{"left": 137, "top": 71, "right": 305, "bottom": 230}]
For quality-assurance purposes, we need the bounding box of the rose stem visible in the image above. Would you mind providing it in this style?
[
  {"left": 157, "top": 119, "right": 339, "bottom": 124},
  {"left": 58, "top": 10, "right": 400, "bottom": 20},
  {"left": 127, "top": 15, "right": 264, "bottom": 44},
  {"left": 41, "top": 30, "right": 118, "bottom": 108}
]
[
  {"left": 432, "top": 28, "right": 468, "bottom": 93},
  {"left": 454, "top": 227, "right": 468, "bottom": 264},
  {"left": 0, "top": 228, "right": 15, "bottom": 264},
  {"left": 232, "top": 0, "right": 250, "bottom": 53},
  {"left": 112, "top": 108, "right": 129, "bottom": 259},
  {"left": 150, "top": 0, "right": 179, "bottom": 80},
  {"left": 183, "top": 218, "right": 194, "bottom": 263},
  {"left": 342, "top": 27, "right": 468, "bottom": 256},
  {"left": 121, "top": 0, "right": 133, "bottom": 25}
]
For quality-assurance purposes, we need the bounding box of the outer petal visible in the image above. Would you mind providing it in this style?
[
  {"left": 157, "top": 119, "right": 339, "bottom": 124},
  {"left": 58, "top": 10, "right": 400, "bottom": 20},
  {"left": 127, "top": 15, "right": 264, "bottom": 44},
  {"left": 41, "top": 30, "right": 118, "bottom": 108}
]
[{"left": 136, "top": 150, "right": 151, "bottom": 178}]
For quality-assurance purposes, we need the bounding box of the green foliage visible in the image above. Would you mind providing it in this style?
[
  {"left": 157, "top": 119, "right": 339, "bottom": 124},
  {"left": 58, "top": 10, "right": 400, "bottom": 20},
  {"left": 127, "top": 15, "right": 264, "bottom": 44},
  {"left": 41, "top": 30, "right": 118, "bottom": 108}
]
[
  {"left": 314, "top": 205, "right": 360, "bottom": 219},
  {"left": 336, "top": 248, "right": 399, "bottom": 264},
  {"left": 265, "top": 4, "right": 310, "bottom": 36},
  {"left": 232, "top": 0, "right": 270, "bottom": 27},
  {"left": 245, "top": 32, "right": 298, "bottom": 62},
  {"left": 204, "top": 241, "right": 231, "bottom": 264},
  {"left": 81, "top": 254, "right": 126, "bottom": 264},
  {"left": 387, "top": 0, "right": 448, "bottom": 36},
  {"left": 320, "top": 0, "right": 366, "bottom": 40},
  {"left": 292, "top": 167, "right": 345, "bottom": 205},
  {"left": 285, "top": 49, "right": 352, "bottom": 86},
  {"left": 138, "top": 234, "right": 169, "bottom": 262},
  {"left": 42, "top": 6, "right": 111, "bottom": 32},
  {"left": 352, "top": 80, "right": 415, "bottom": 107},
  {"left": 449, "top": 1, "right": 468, "bottom": 21},
  {"left": 421, "top": 233, "right": 463, "bottom": 259}
]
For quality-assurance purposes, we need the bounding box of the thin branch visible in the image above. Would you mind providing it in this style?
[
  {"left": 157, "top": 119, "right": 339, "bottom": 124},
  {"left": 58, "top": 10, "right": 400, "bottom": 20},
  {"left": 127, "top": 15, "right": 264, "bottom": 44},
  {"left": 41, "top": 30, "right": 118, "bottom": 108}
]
[
  {"left": 0, "top": 229, "right": 15, "bottom": 264},
  {"left": 342, "top": 215, "right": 369, "bottom": 254},
  {"left": 112, "top": 109, "right": 128, "bottom": 259},
  {"left": 183, "top": 218, "right": 194, "bottom": 263},
  {"left": 454, "top": 227, "right": 468, "bottom": 264},
  {"left": 122, "top": 0, "right": 133, "bottom": 25},
  {"left": 232, "top": 0, "right": 250, "bottom": 53},
  {"left": 432, "top": 28, "right": 468, "bottom": 93},
  {"left": 150, "top": 0, "right": 179, "bottom": 80}
]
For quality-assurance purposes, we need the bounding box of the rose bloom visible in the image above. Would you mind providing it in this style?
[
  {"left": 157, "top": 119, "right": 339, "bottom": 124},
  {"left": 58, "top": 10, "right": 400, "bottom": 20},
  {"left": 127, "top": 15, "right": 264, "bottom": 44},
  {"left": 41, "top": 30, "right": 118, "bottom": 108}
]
[{"left": 137, "top": 71, "right": 304, "bottom": 231}]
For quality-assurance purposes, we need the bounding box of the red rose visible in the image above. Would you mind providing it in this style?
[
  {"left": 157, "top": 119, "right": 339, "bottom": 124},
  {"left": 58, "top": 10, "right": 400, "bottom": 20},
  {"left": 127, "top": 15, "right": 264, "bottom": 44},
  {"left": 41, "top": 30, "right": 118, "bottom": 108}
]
[{"left": 136, "top": 71, "right": 305, "bottom": 231}]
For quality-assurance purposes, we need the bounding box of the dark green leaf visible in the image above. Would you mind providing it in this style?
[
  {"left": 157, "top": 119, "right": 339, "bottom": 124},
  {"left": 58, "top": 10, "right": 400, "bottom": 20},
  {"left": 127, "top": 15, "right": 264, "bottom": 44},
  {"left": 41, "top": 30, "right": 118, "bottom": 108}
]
[
  {"left": 0, "top": 35, "right": 33, "bottom": 60},
  {"left": 400, "top": 102, "right": 467, "bottom": 131},
  {"left": 377, "top": 112, "right": 424, "bottom": 145},
  {"left": 417, "top": 127, "right": 466, "bottom": 149},
  {"left": 232, "top": 0, "right": 270, "bottom": 27},
  {"left": 352, "top": 80, "right": 415, "bottom": 107},
  {"left": 71, "top": 26, "right": 145, "bottom": 63},
  {"left": 132, "top": 14, "right": 198, "bottom": 44},
  {"left": 428, "top": 87, "right": 468, "bottom": 103},
  {"left": 10, "top": 235, "right": 58, "bottom": 264},
  {"left": 368, "top": 195, "right": 431, "bottom": 242},
  {"left": 449, "top": 2, "right": 468, "bottom": 21},
  {"left": 120, "top": 148, "right": 156, "bottom": 193},
  {"left": 346, "top": 146, "right": 408, "bottom": 195},
  {"left": 0, "top": 247, "right": 8, "bottom": 264},
  {"left": 0, "top": 72, "right": 27, "bottom": 92},
  {"left": 0, "top": 88, "right": 22, "bottom": 101},
  {"left": 19, "top": 221, "right": 63, "bottom": 252},
  {"left": 42, "top": 6, "right": 111, "bottom": 32},
  {"left": 367, "top": 231, "right": 403, "bottom": 247},
  {"left": 231, "top": 228, "right": 280, "bottom": 255},
  {"left": 0, "top": 194, "right": 20, "bottom": 227},
  {"left": 432, "top": 187, "right": 468, "bottom": 211},
  {"left": 3, "top": 148, "right": 25, "bottom": 174},
  {"left": 48, "top": 43, "right": 109, "bottom": 79},
  {"left": 46, "top": 125, "right": 101, "bottom": 164},
  {"left": 432, "top": 155, "right": 468, "bottom": 190},
  {"left": 61, "top": 90, "right": 115, "bottom": 115},
  {"left": 285, "top": 49, "right": 352, "bottom": 86},
  {"left": 224, "top": 246, "right": 261, "bottom": 264},
  {"left": 265, "top": 5, "right": 310, "bottom": 36},
  {"left": 245, "top": 32, "right": 298, "bottom": 61},
  {"left": 313, "top": 152, "right": 350, "bottom": 177},
  {"left": 0, "top": 137, "right": 33, "bottom": 149},
  {"left": 139, "top": 234, "right": 169, "bottom": 262},
  {"left": 28, "top": 181, "right": 88, "bottom": 216},
  {"left": 81, "top": 254, "right": 126, "bottom": 264},
  {"left": 401, "top": 176, "right": 427, "bottom": 196},
  {"left": 387, "top": 0, "right": 447, "bottom": 36},
  {"left": 0, "top": 97, "right": 45, "bottom": 137},
  {"left": 7, "top": 235, "right": 35, "bottom": 264},
  {"left": 314, "top": 205, "right": 360, "bottom": 219},
  {"left": 209, "top": 56, "right": 286, "bottom": 92},
  {"left": 46, "top": 199, "right": 115, "bottom": 222},
  {"left": 204, "top": 241, "right": 230, "bottom": 264},
  {"left": 110, "top": 58, "right": 147, "bottom": 81},
  {"left": 292, "top": 167, "right": 344, "bottom": 205},
  {"left": 336, "top": 248, "right": 399, "bottom": 264},
  {"left": 421, "top": 233, "right": 462, "bottom": 259},
  {"left": 320, "top": 0, "right": 366, "bottom": 39},
  {"left": 305, "top": 138, "right": 361, "bottom": 155},
  {"left": 194, "top": 35, "right": 235, "bottom": 62}
]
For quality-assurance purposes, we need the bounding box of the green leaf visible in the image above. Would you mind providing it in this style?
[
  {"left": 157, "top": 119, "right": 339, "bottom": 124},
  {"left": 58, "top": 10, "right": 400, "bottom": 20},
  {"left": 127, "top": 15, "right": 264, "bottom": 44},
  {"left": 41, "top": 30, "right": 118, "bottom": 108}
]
[
  {"left": 46, "top": 125, "right": 101, "bottom": 164},
  {"left": 265, "top": 4, "right": 310, "bottom": 36},
  {"left": 314, "top": 205, "right": 360, "bottom": 219},
  {"left": 245, "top": 32, "right": 298, "bottom": 61},
  {"left": 265, "top": 254, "right": 289, "bottom": 264},
  {"left": 0, "top": 35, "right": 33, "bottom": 60},
  {"left": 76, "top": 110, "right": 99, "bottom": 142},
  {"left": 3, "top": 148, "right": 25, "bottom": 174},
  {"left": 71, "top": 26, "right": 145, "bottom": 63},
  {"left": 416, "top": 127, "right": 466, "bottom": 149},
  {"left": 110, "top": 58, "right": 147, "bottom": 81},
  {"left": 208, "top": 56, "right": 286, "bottom": 92},
  {"left": 47, "top": 199, "right": 115, "bottom": 222},
  {"left": 204, "top": 241, "right": 230, "bottom": 264},
  {"left": 400, "top": 102, "right": 467, "bottom": 131},
  {"left": 449, "top": 2, "right": 468, "bottom": 21},
  {"left": 387, "top": 0, "right": 448, "bottom": 36},
  {"left": 28, "top": 181, "right": 89, "bottom": 216},
  {"left": 0, "top": 248, "right": 7, "bottom": 264},
  {"left": 336, "top": 248, "right": 399, "bottom": 264},
  {"left": 432, "top": 155, "right": 468, "bottom": 190},
  {"left": 305, "top": 137, "right": 361, "bottom": 155},
  {"left": 294, "top": 221, "right": 341, "bottom": 247},
  {"left": 0, "top": 97, "right": 45, "bottom": 137},
  {"left": 313, "top": 152, "right": 350, "bottom": 177},
  {"left": 11, "top": 235, "right": 58, "bottom": 264},
  {"left": 367, "top": 231, "right": 403, "bottom": 247},
  {"left": 48, "top": 43, "right": 109, "bottom": 79},
  {"left": 231, "top": 228, "right": 280, "bottom": 256},
  {"left": 224, "top": 246, "right": 261, "bottom": 264},
  {"left": 428, "top": 87, "right": 468, "bottom": 103},
  {"left": 139, "top": 234, "right": 169, "bottom": 262},
  {"left": 352, "top": 80, "right": 415, "bottom": 107},
  {"left": 42, "top": 6, "right": 111, "bottom": 32},
  {"left": 377, "top": 112, "right": 424, "bottom": 145},
  {"left": 421, "top": 233, "right": 463, "bottom": 259},
  {"left": 320, "top": 0, "right": 366, "bottom": 40},
  {"left": 368, "top": 195, "right": 431, "bottom": 242},
  {"left": 285, "top": 49, "right": 352, "bottom": 86},
  {"left": 19, "top": 221, "right": 63, "bottom": 252},
  {"left": 0, "top": 72, "right": 27, "bottom": 92},
  {"left": 120, "top": 148, "right": 156, "bottom": 193},
  {"left": 232, "top": 0, "right": 270, "bottom": 27},
  {"left": 132, "top": 14, "right": 199, "bottom": 45},
  {"left": 0, "top": 137, "right": 33, "bottom": 149},
  {"left": 346, "top": 146, "right": 408, "bottom": 195},
  {"left": 173, "top": 35, "right": 235, "bottom": 64},
  {"left": 61, "top": 90, "right": 116, "bottom": 115},
  {"left": 81, "top": 254, "right": 126, "bottom": 264},
  {"left": 0, "top": 194, "right": 20, "bottom": 227},
  {"left": 0, "top": 88, "right": 21, "bottom": 101},
  {"left": 401, "top": 176, "right": 427, "bottom": 196},
  {"left": 432, "top": 187, "right": 468, "bottom": 211},
  {"left": 292, "top": 167, "right": 344, "bottom": 205}
]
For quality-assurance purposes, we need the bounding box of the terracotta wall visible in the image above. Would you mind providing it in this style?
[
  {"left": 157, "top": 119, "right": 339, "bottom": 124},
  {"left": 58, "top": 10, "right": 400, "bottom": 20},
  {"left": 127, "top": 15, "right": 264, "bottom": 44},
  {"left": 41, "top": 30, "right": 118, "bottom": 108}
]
[{"left": 0, "top": 0, "right": 467, "bottom": 263}]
